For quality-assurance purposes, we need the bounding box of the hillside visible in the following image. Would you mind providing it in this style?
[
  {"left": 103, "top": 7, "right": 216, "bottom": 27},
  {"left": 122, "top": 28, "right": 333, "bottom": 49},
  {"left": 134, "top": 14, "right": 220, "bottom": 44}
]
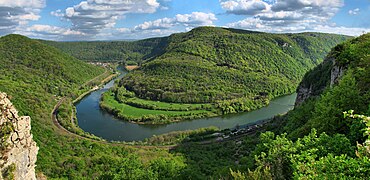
[
  {"left": 0, "top": 31, "right": 368, "bottom": 179},
  {"left": 176, "top": 33, "right": 370, "bottom": 179},
  {"left": 0, "top": 35, "right": 186, "bottom": 179},
  {"left": 102, "top": 27, "right": 349, "bottom": 123},
  {"left": 231, "top": 32, "right": 370, "bottom": 179},
  {"left": 281, "top": 32, "right": 370, "bottom": 139},
  {"left": 42, "top": 37, "right": 168, "bottom": 63}
]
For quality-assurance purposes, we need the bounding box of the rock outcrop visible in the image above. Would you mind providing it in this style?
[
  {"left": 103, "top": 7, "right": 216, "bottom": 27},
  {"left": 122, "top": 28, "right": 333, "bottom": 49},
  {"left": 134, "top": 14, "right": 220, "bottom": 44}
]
[
  {"left": 330, "top": 58, "right": 347, "bottom": 87},
  {"left": 0, "top": 92, "right": 38, "bottom": 180},
  {"left": 295, "top": 57, "right": 347, "bottom": 106},
  {"left": 295, "top": 85, "right": 313, "bottom": 106}
]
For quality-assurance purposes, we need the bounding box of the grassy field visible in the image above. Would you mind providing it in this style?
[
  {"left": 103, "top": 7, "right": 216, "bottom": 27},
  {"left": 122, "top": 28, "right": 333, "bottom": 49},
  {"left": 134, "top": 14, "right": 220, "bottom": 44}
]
[
  {"left": 125, "top": 65, "right": 139, "bottom": 71},
  {"left": 124, "top": 96, "right": 212, "bottom": 111},
  {"left": 100, "top": 91, "right": 217, "bottom": 124}
]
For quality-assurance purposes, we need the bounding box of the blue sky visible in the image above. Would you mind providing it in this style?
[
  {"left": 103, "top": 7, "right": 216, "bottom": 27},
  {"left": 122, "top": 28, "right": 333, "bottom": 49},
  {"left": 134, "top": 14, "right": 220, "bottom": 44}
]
[{"left": 0, "top": 0, "right": 369, "bottom": 40}]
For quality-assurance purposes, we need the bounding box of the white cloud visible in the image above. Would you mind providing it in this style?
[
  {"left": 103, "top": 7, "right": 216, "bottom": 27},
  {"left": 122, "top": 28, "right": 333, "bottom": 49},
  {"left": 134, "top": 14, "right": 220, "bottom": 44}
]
[
  {"left": 271, "top": 0, "right": 343, "bottom": 12},
  {"left": 12, "top": 24, "right": 86, "bottom": 40},
  {"left": 57, "top": 0, "right": 162, "bottom": 35},
  {"left": 348, "top": 8, "right": 360, "bottom": 15},
  {"left": 134, "top": 12, "right": 217, "bottom": 31},
  {"left": 0, "top": 0, "right": 44, "bottom": 9},
  {"left": 312, "top": 25, "right": 369, "bottom": 36},
  {"left": 175, "top": 12, "right": 217, "bottom": 26},
  {"left": 220, "top": 0, "right": 270, "bottom": 15},
  {"left": 26, "top": 25, "right": 85, "bottom": 36},
  {"left": 135, "top": 18, "right": 174, "bottom": 30},
  {"left": 116, "top": 27, "right": 131, "bottom": 33},
  {"left": 50, "top": 9, "right": 63, "bottom": 17},
  {"left": 160, "top": 6, "right": 170, "bottom": 10},
  {"left": 223, "top": 0, "right": 363, "bottom": 36},
  {"left": 0, "top": 0, "right": 45, "bottom": 34}
]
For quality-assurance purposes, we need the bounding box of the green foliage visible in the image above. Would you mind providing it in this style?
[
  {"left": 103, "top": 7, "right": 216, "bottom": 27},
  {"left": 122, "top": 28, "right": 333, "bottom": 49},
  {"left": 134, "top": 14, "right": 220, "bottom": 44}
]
[
  {"left": 100, "top": 91, "right": 215, "bottom": 124},
  {"left": 2, "top": 163, "right": 16, "bottom": 180},
  {"left": 0, "top": 121, "right": 13, "bottom": 152},
  {"left": 0, "top": 30, "right": 366, "bottom": 179},
  {"left": 282, "top": 33, "right": 370, "bottom": 141},
  {"left": 119, "top": 27, "right": 348, "bottom": 117},
  {"left": 148, "top": 156, "right": 187, "bottom": 179},
  {"left": 230, "top": 167, "right": 272, "bottom": 180},
  {"left": 56, "top": 98, "right": 102, "bottom": 140},
  {"left": 171, "top": 133, "right": 262, "bottom": 179},
  {"left": 0, "top": 34, "right": 186, "bottom": 179},
  {"left": 234, "top": 34, "right": 370, "bottom": 180},
  {"left": 143, "top": 127, "right": 219, "bottom": 145},
  {"left": 100, "top": 27, "right": 347, "bottom": 123},
  {"left": 245, "top": 129, "right": 355, "bottom": 179},
  {"left": 42, "top": 37, "right": 168, "bottom": 63}
]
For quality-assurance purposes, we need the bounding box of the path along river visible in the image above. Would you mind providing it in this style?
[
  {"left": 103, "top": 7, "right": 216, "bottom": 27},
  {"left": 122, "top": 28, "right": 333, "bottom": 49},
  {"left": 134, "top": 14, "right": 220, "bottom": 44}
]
[{"left": 76, "top": 70, "right": 297, "bottom": 141}]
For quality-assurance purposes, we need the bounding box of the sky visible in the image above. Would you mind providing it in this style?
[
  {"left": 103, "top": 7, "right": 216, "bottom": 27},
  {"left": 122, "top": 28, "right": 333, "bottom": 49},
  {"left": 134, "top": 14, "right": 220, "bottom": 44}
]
[{"left": 0, "top": 0, "right": 369, "bottom": 41}]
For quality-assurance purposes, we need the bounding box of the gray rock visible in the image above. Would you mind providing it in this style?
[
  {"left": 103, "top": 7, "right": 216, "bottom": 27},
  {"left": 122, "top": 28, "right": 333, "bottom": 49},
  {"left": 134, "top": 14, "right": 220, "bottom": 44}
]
[{"left": 0, "top": 92, "right": 38, "bottom": 180}]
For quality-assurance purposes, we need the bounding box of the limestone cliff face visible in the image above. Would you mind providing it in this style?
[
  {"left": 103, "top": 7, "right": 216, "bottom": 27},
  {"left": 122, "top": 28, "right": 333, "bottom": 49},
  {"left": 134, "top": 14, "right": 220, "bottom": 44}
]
[
  {"left": 0, "top": 92, "right": 38, "bottom": 180},
  {"left": 295, "top": 57, "right": 347, "bottom": 106},
  {"left": 295, "top": 85, "right": 313, "bottom": 106},
  {"left": 330, "top": 58, "right": 347, "bottom": 87}
]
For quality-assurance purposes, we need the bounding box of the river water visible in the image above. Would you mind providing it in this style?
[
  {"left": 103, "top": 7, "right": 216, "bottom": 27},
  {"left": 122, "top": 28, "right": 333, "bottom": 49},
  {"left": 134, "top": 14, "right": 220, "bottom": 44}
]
[{"left": 76, "top": 71, "right": 297, "bottom": 141}]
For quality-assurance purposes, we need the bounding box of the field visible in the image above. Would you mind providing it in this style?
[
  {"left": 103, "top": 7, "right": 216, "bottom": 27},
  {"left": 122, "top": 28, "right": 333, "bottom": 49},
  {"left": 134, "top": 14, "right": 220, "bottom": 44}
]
[
  {"left": 125, "top": 65, "right": 140, "bottom": 71},
  {"left": 100, "top": 91, "right": 217, "bottom": 124},
  {"left": 123, "top": 96, "right": 211, "bottom": 111}
]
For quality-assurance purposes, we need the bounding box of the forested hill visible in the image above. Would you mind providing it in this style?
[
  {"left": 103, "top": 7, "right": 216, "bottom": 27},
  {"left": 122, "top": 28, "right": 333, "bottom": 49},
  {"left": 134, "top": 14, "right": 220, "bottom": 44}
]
[
  {"left": 281, "top": 32, "right": 370, "bottom": 140},
  {"left": 119, "top": 27, "right": 349, "bottom": 109},
  {"left": 42, "top": 37, "right": 168, "bottom": 63},
  {"left": 237, "top": 33, "right": 370, "bottom": 179},
  {"left": 0, "top": 34, "right": 105, "bottom": 104}
]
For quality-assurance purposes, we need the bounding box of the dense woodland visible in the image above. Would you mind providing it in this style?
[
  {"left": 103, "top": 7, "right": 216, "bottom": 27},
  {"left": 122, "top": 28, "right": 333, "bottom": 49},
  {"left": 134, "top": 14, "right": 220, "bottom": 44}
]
[
  {"left": 0, "top": 35, "right": 187, "bottom": 179},
  {"left": 121, "top": 27, "right": 348, "bottom": 103},
  {"left": 0, "top": 30, "right": 369, "bottom": 179},
  {"left": 42, "top": 37, "right": 168, "bottom": 64},
  {"left": 97, "top": 27, "right": 349, "bottom": 123},
  {"left": 232, "top": 33, "right": 370, "bottom": 179}
]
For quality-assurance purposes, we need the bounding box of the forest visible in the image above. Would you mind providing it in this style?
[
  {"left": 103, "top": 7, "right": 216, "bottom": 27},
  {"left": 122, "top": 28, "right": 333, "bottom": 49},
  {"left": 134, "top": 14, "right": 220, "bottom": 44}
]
[
  {"left": 0, "top": 34, "right": 187, "bottom": 179},
  {"left": 0, "top": 30, "right": 369, "bottom": 179},
  {"left": 231, "top": 33, "right": 370, "bottom": 179},
  {"left": 98, "top": 27, "right": 349, "bottom": 123},
  {"left": 42, "top": 37, "right": 168, "bottom": 64}
]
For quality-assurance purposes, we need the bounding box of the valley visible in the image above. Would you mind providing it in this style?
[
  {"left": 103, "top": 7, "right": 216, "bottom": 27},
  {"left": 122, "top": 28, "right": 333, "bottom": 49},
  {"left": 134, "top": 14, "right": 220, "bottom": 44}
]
[
  {"left": 0, "top": 28, "right": 369, "bottom": 179},
  {"left": 56, "top": 27, "right": 348, "bottom": 124},
  {"left": 75, "top": 67, "right": 297, "bottom": 141}
]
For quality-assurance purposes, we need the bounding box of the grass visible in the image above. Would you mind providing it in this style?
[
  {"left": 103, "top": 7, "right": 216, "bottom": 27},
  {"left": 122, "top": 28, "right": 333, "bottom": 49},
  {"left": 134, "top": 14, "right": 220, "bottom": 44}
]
[
  {"left": 100, "top": 92, "right": 217, "bottom": 124},
  {"left": 103, "top": 92, "right": 209, "bottom": 117},
  {"left": 125, "top": 96, "right": 210, "bottom": 111}
]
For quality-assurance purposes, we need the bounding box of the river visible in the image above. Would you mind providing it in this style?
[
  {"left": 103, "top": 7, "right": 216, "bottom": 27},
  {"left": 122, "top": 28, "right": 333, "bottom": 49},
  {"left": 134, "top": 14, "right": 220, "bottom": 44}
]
[{"left": 76, "top": 70, "right": 297, "bottom": 141}]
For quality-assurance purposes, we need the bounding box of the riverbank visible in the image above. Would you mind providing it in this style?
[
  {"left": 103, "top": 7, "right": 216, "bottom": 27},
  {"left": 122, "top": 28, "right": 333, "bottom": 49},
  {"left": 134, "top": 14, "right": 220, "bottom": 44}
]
[
  {"left": 99, "top": 83, "right": 272, "bottom": 125},
  {"left": 75, "top": 64, "right": 297, "bottom": 141},
  {"left": 73, "top": 71, "right": 119, "bottom": 104},
  {"left": 99, "top": 90, "right": 218, "bottom": 124},
  {"left": 52, "top": 64, "right": 120, "bottom": 140}
]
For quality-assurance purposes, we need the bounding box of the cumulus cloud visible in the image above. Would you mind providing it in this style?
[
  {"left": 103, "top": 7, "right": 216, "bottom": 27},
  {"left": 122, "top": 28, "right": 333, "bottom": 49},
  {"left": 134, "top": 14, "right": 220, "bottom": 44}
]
[
  {"left": 0, "top": 0, "right": 45, "bottom": 34},
  {"left": 220, "top": 0, "right": 270, "bottom": 15},
  {"left": 271, "top": 0, "right": 343, "bottom": 12},
  {"left": 13, "top": 24, "right": 86, "bottom": 40},
  {"left": 222, "top": 0, "right": 365, "bottom": 35},
  {"left": 312, "top": 25, "right": 369, "bottom": 36},
  {"left": 134, "top": 12, "right": 217, "bottom": 31},
  {"left": 53, "top": 0, "right": 162, "bottom": 35},
  {"left": 348, "top": 8, "right": 360, "bottom": 15},
  {"left": 26, "top": 25, "right": 85, "bottom": 36}
]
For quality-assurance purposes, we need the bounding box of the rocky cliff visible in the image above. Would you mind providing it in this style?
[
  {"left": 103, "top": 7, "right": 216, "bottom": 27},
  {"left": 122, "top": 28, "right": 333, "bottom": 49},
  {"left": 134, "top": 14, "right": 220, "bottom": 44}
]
[
  {"left": 295, "top": 56, "right": 347, "bottom": 106},
  {"left": 0, "top": 92, "right": 38, "bottom": 180}
]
